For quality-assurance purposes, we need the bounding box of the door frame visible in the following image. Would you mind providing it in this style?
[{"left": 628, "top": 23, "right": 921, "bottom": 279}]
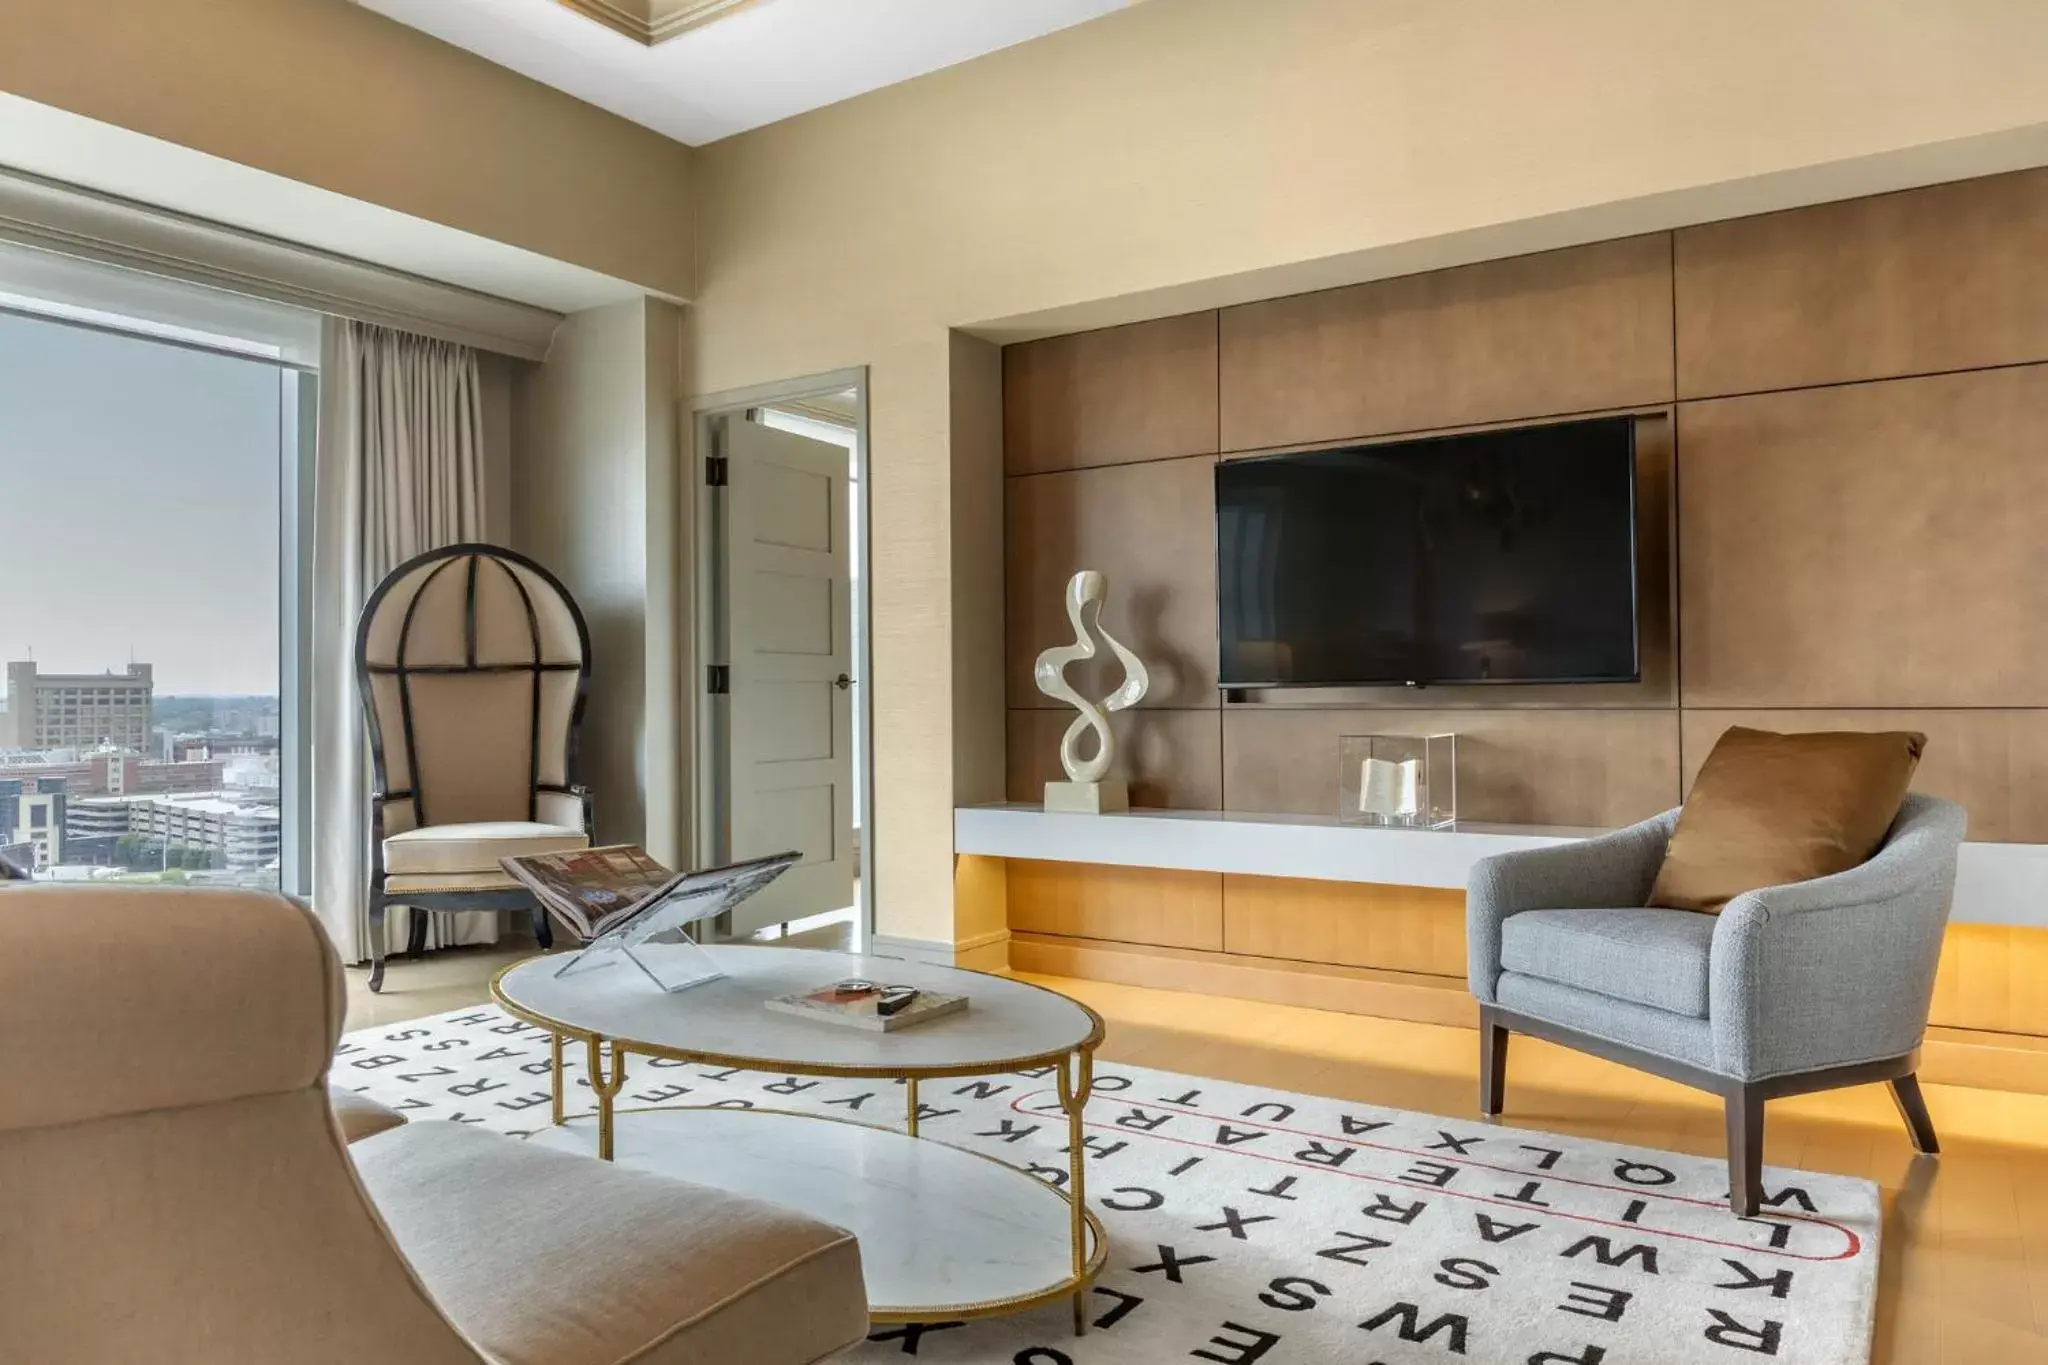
[{"left": 687, "top": 367, "right": 873, "bottom": 945}]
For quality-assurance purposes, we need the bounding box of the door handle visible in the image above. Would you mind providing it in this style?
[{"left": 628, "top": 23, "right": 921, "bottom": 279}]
[{"left": 834, "top": 674, "right": 852, "bottom": 690}]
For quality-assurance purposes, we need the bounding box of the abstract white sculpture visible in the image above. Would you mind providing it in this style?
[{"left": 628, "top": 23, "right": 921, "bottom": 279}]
[{"left": 1034, "top": 570, "right": 1150, "bottom": 813}]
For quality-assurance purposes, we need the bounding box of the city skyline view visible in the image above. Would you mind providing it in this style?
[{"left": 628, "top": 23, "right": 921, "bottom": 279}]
[{"left": 0, "top": 308, "right": 284, "bottom": 700}]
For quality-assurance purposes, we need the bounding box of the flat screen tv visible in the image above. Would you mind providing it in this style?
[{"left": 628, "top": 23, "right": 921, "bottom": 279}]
[{"left": 1216, "top": 416, "right": 1640, "bottom": 689}]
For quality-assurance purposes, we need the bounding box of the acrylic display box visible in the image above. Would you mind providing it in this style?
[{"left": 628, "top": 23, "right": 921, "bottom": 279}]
[{"left": 1337, "top": 733, "right": 1457, "bottom": 829}]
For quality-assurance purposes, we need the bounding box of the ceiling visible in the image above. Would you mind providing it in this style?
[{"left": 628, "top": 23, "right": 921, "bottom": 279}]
[{"left": 352, "top": 0, "right": 1135, "bottom": 146}]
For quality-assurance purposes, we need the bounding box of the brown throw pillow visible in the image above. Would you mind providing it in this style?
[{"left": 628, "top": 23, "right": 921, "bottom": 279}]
[{"left": 1647, "top": 727, "right": 1925, "bottom": 913}]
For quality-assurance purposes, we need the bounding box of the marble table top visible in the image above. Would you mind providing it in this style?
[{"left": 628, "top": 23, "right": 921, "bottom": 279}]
[{"left": 496, "top": 944, "right": 1101, "bottom": 1075}]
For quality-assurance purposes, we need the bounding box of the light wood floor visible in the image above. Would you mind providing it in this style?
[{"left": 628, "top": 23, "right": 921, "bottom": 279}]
[{"left": 346, "top": 945, "right": 2048, "bottom": 1364}]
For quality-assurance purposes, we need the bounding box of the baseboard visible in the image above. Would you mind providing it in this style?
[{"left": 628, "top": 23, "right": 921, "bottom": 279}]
[
  {"left": 1922, "top": 1024, "right": 2048, "bottom": 1094},
  {"left": 868, "top": 930, "right": 1011, "bottom": 971},
  {"left": 867, "top": 934, "right": 961, "bottom": 967},
  {"left": 952, "top": 928, "right": 1011, "bottom": 972}
]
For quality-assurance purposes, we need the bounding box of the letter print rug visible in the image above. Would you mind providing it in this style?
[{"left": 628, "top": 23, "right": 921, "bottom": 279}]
[{"left": 340, "top": 1006, "right": 1878, "bottom": 1364}]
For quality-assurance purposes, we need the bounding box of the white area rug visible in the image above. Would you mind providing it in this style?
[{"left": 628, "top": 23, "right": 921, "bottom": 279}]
[{"left": 340, "top": 1005, "right": 1878, "bottom": 1364}]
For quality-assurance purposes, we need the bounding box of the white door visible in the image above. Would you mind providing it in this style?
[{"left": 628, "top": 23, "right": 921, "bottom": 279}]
[{"left": 717, "top": 417, "right": 856, "bottom": 934}]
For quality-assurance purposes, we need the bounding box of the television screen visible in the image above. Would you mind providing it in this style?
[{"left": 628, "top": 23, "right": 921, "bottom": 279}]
[{"left": 1216, "top": 416, "right": 1640, "bottom": 688}]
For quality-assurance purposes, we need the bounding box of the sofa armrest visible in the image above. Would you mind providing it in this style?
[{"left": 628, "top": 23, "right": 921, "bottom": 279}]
[
  {"left": 1466, "top": 808, "right": 1678, "bottom": 1003},
  {"left": 330, "top": 1085, "right": 409, "bottom": 1143},
  {"left": 1709, "top": 794, "right": 1966, "bottom": 1079}
]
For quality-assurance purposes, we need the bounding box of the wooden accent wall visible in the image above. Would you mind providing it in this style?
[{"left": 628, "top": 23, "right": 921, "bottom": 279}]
[
  {"left": 1002, "top": 166, "right": 2048, "bottom": 844},
  {"left": 1000, "top": 168, "right": 2048, "bottom": 1060}
]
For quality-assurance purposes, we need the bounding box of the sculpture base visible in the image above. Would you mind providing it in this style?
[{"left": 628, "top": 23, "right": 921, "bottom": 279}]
[{"left": 1044, "top": 780, "right": 1129, "bottom": 815}]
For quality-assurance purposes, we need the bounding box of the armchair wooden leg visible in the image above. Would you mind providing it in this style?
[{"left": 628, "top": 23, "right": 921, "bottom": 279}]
[
  {"left": 1888, "top": 1073, "right": 1940, "bottom": 1155},
  {"left": 1726, "top": 1087, "right": 1765, "bottom": 1218},
  {"left": 405, "top": 906, "right": 429, "bottom": 959},
  {"left": 1479, "top": 1011, "right": 1509, "bottom": 1118},
  {"left": 367, "top": 899, "right": 388, "bottom": 994},
  {"left": 531, "top": 908, "right": 554, "bottom": 950}
]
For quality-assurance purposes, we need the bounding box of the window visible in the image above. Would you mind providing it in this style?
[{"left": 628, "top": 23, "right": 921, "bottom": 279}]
[{"left": 0, "top": 274, "right": 315, "bottom": 891}]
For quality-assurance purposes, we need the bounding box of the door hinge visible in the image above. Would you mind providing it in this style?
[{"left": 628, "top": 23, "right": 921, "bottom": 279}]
[
  {"left": 705, "top": 455, "right": 729, "bottom": 487},
  {"left": 706, "top": 664, "right": 731, "bottom": 695}
]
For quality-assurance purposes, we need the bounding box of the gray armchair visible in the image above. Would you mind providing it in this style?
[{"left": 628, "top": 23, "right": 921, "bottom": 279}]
[{"left": 1467, "top": 793, "right": 1966, "bottom": 1215}]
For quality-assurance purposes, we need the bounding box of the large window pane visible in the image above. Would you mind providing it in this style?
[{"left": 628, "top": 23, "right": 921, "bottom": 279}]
[{"left": 0, "top": 309, "right": 294, "bottom": 890}]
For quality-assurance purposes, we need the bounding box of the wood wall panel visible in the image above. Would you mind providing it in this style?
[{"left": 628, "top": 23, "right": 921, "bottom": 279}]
[
  {"left": 1005, "top": 859, "right": 1222, "bottom": 951},
  {"left": 1675, "top": 168, "right": 2048, "bottom": 399},
  {"left": 1930, "top": 923, "right": 2048, "bottom": 1036},
  {"left": 996, "top": 170, "right": 2048, "bottom": 1064},
  {"left": 1007, "top": 708, "right": 1223, "bottom": 810},
  {"left": 1002, "top": 311, "right": 1219, "bottom": 475},
  {"left": 1217, "top": 235, "right": 1674, "bottom": 452},
  {"left": 1682, "top": 710, "right": 2048, "bottom": 844},
  {"left": 1009, "top": 934, "right": 1480, "bottom": 1031},
  {"left": 1009, "top": 871, "right": 2048, "bottom": 1063},
  {"left": 1223, "top": 707, "right": 1680, "bottom": 827},
  {"left": 1223, "top": 874, "right": 1466, "bottom": 978},
  {"left": 1006, "top": 453, "right": 1219, "bottom": 707},
  {"left": 1678, "top": 366, "right": 2048, "bottom": 709}
]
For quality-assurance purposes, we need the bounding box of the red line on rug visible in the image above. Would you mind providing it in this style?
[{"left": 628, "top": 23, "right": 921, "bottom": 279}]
[{"left": 1009, "top": 1090, "right": 1862, "bottom": 1263}]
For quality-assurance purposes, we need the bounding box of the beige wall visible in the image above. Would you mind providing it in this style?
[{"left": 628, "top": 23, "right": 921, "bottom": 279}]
[
  {"left": 689, "top": 0, "right": 2048, "bottom": 947},
  {"left": 0, "top": 0, "right": 696, "bottom": 299},
  {"left": 513, "top": 299, "right": 684, "bottom": 861}
]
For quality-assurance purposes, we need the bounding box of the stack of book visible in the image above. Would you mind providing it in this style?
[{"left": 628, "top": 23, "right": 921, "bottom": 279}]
[{"left": 765, "top": 979, "right": 969, "bottom": 1033}]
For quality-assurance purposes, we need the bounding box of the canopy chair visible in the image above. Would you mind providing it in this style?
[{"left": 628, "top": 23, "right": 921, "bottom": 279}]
[{"left": 355, "top": 544, "right": 593, "bottom": 992}]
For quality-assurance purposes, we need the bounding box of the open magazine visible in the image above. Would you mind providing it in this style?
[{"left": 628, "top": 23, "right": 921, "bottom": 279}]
[{"left": 499, "top": 845, "right": 798, "bottom": 943}]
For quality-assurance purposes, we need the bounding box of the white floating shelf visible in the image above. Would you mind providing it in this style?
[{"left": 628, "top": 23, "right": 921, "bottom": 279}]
[{"left": 955, "top": 804, "right": 2046, "bottom": 927}]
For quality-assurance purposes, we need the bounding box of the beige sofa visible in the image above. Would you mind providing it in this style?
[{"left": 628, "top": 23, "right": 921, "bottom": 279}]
[
  {"left": 0, "top": 884, "right": 869, "bottom": 1364},
  {"left": 332, "top": 1083, "right": 410, "bottom": 1141}
]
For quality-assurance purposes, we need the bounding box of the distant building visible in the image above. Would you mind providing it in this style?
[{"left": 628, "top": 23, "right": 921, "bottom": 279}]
[
  {"left": 66, "top": 791, "right": 280, "bottom": 875},
  {"left": 0, "top": 752, "right": 224, "bottom": 799},
  {"left": 0, "top": 776, "right": 67, "bottom": 870},
  {"left": 2, "top": 661, "right": 153, "bottom": 753},
  {"left": 164, "top": 732, "right": 278, "bottom": 764}
]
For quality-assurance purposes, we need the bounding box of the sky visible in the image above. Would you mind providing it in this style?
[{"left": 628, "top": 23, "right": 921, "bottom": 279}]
[{"left": 0, "top": 310, "right": 282, "bottom": 699}]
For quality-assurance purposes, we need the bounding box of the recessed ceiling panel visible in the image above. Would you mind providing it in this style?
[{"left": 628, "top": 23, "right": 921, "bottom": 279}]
[
  {"left": 557, "top": 0, "right": 755, "bottom": 46},
  {"left": 353, "top": 0, "right": 1133, "bottom": 145}
]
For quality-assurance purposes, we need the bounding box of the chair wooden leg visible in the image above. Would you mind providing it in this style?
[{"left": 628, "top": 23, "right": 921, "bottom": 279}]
[
  {"left": 405, "top": 905, "right": 429, "bottom": 959},
  {"left": 1888, "top": 1073, "right": 1940, "bottom": 1155},
  {"left": 1479, "top": 1012, "right": 1509, "bottom": 1118},
  {"left": 367, "top": 899, "right": 388, "bottom": 994},
  {"left": 531, "top": 908, "right": 554, "bottom": 950},
  {"left": 1725, "top": 1086, "right": 1765, "bottom": 1217}
]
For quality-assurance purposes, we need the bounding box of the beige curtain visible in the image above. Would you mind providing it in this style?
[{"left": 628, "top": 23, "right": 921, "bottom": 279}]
[{"left": 310, "top": 319, "right": 495, "bottom": 962}]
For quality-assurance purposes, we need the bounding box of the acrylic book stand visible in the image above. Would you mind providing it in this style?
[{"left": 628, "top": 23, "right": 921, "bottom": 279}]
[{"left": 552, "top": 851, "right": 800, "bottom": 993}]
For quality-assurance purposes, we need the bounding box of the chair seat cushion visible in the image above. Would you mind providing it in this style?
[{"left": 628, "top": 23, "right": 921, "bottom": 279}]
[
  {"left": 383, "top": 821, "right": 587, "bottom": 876},
  {"left": 352, "top": 1121, "right": 868, "bottom": 1365},
  {"left": 1499, "top": 908, "right": 1717, "bottom": 1018}
]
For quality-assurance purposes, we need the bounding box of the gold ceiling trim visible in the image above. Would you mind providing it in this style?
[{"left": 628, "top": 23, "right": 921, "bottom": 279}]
[{"left": 555, "top": 0, "right": 757, "bottom": 46}]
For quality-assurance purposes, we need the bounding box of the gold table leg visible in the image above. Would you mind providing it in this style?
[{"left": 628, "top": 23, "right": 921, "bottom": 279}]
[
  {"left": 906, "top": 1076, "right": 920, "bottom": 1138},
  {"left": 549, "top": 1032, "right": 565, "bottom": 1126},
  {"left": 586, "top": 1037, "right": 627, "bottom": 1160},
  {"left": 1057, "top": 1047, "right": 1096, "bottom": 1336}
]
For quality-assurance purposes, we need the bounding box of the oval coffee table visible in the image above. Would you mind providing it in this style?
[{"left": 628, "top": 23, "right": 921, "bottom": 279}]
[{"left": 493, "top": 945, "right": 1107, "bottom": 1332}]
